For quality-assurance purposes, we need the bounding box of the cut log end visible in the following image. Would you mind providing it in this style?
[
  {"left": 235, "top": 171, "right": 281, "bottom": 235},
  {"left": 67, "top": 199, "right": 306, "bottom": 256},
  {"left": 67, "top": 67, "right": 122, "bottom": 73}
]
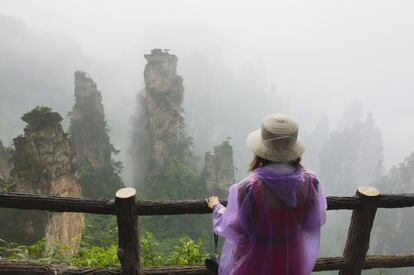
[
  {"left": 357, "top": 186, "right": 380, "bottom": 197},
  {"left": 115, "top": 187, "right": 136, "bottom": 199}
]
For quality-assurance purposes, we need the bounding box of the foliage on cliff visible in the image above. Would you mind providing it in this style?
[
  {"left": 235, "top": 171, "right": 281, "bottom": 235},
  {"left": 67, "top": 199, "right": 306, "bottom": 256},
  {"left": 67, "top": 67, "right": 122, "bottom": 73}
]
[
  {"left": 131, "top": 50, "right": 196, "bottom": 192},
  {"left": 129, "top": 51, "right": 228, "bottom": 249},
  {"left": 140, "top": 157, "right": 212, "bottom": 244},
  {"left": 70, "top": 71, "right": 124, "bottom": 197},
  {"left": 21, "top": 106, "right": 63, "bottom": 130},
  {"left": 0, "top": 106, "right": 84, "bottom": 254},
  {"left": 202, "top": 139, "right": 235, "bottom": 198},
  {"left": 77, "top": 158, "right": 123, "bottom": 198},
  {"left": 146, "top": 158, "right": 203, "bottom": 200}
]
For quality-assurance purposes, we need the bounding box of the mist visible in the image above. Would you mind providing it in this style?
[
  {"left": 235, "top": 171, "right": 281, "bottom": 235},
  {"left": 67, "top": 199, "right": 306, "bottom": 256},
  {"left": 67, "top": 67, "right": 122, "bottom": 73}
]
[
  {"left": 1, "top": 1, "right": 414, "bottom": 273},
  {"left": 1, "top": 0, "right": 414, "bottom": 175}
]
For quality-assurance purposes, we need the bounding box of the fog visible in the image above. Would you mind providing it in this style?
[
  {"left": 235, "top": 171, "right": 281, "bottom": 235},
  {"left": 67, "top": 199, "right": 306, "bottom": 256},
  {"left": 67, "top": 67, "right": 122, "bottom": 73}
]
[
  {"left": 1, "top": 1, "right": 414, "bottom": 273},
  {"left": 2, "top": 0, "right": 414, "bottom": 177},
  {"left": 0, "top": 0, "right": 413, "bottom": 189}
]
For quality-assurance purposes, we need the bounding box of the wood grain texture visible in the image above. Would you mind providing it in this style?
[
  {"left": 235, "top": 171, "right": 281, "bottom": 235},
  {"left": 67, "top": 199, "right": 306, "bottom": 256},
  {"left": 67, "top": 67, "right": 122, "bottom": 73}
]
[
  {"left": 1, "top": 255, "right": 413, "bottom": 274},
  {"left": 1, "top": 192, "right": 414, "bottom": 216},
  {"left": 1, "top": 189, "right": 414, "bottom": 274},
  {"left": 0, "top": 192, "right": 116, "bottom": 214},
  {"left": 115, "top": 188, "right": 139, "bottom": 274},
  {"left": 339, "top": 186, "right": 380, "bottom": 275}
]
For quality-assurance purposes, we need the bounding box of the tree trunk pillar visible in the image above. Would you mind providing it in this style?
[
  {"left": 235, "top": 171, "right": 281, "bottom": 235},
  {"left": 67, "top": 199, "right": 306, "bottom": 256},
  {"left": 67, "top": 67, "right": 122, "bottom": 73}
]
[
  {"left": 115, "top": 187, "right": 139, "bottom": 274},
  {"left": 339, "top": 186, "right": 380, "bottom": 275}
]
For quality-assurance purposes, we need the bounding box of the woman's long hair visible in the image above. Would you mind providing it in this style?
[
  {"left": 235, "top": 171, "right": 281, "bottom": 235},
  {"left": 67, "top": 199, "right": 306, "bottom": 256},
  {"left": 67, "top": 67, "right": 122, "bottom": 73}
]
[{"left": 248, "top": 155, "right": 302, "bottom": 172}]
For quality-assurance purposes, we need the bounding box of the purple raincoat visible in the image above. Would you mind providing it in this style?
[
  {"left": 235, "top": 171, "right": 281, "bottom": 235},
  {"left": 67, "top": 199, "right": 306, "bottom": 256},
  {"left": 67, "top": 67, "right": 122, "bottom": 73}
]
[{"left": 212, "top": 163, "right": 327, "bottom": 275}]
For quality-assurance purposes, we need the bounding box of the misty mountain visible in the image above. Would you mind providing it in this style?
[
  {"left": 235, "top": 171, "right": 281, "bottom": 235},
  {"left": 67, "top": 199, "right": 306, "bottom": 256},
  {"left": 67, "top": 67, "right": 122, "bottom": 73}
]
[
  {"left": 0, "top": 15, "right": 86, "bottom": 144},
  {"left": 319, "top": 112, "right": 384, "bottom": 196},
  {"left": 182, "top": 51, "right": 289, "bottom": 178},
  {"left": 317, "top": 112, "right": 385, "bottom": 261},
  {"left": 368, "top": 153, "right": 414, "bottom": 274},
  {"left": 301, "top": 115, "right": 330, "bottom": 173}
]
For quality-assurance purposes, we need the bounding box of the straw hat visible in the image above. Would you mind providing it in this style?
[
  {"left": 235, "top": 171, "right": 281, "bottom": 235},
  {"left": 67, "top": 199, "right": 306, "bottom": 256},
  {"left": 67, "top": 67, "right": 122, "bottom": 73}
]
[{"left": 246, "top": 113, "right": 305, "bottom": 162}]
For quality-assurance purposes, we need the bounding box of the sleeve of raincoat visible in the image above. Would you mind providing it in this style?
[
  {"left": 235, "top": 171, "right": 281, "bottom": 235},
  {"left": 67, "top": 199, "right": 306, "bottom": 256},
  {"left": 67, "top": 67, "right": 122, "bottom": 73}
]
[
  {"left": 303, "top": 176, "right": 327, "bottom": 230},
  {"left": 212, "top": 181, "right": 245, "bottom": 241},
  {"left": 301, "top": 175, "right": 328, "bottom": 274},
  {"left": 317, "top": 178, "right": 327, "bottom": 226}
]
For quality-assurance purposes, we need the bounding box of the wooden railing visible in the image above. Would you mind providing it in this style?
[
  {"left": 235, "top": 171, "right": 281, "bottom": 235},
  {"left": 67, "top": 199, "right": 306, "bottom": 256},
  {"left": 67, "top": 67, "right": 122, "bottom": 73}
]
[{"left": 0, "top": 186, "right": 414, "bottom": 274}]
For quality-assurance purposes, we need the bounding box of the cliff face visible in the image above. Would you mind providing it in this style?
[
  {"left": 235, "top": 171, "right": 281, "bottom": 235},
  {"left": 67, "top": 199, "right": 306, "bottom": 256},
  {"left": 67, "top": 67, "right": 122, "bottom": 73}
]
[
  {"left": 12, "top": 110, "right": 77, "bottom": 194},
  {"left": 0, "top": 140, "right": 11, "bottom": 183},
  {"left": 45, "top": 175, "right": 83, "bottom": 256},
  {"left": 7, "top": 107, "right": 84, "bottom": 254},
  {"left": 70, "top": 71, "right": 123, "bottom": 197},
  {"left": 133, "top": 49, "right": 190, "bottom": 188},
  {"left": 202, "top": 139, "right": 235, "bottom": 197}
]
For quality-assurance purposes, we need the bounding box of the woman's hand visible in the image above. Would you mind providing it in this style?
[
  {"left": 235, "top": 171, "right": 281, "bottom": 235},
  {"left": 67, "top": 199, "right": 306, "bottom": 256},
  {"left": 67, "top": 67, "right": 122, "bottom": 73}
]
[{"left": 205, "top": 196, "right": 220, "bottom": 209}]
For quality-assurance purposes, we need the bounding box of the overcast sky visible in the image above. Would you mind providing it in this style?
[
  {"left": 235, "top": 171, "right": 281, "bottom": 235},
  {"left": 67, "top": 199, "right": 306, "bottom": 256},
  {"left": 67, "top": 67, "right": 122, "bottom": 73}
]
[{"left": 1, "top": 0, "right": 414, "bottom": 169}]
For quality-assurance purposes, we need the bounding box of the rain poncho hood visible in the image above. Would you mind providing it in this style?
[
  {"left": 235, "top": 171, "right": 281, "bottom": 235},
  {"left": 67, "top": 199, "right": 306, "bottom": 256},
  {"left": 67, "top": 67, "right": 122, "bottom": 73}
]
[{"left": 212, "top": 163, "right": 327, "bottom": 275}]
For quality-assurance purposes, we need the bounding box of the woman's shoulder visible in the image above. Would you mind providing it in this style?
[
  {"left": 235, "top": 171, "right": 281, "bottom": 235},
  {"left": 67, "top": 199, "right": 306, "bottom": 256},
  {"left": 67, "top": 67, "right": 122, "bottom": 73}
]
[
  {"left": 300, "top": 168, "right": 322, "bottom": 191},
  {"left": 229, "top": 174, "right": 257, "bottom": 191},
  {"left": 301, "top": 167, "right": 318, "bottom": 179},
  {"left": 230, "top": 175, "right": 258, "bottom": 204}
]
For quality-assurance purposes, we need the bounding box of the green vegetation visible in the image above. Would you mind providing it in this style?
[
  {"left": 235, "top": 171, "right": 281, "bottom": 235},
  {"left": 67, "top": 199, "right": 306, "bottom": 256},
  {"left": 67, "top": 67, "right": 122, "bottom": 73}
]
[
  {"left": 78, "top": 158, "right": 124, "bottom": 198},
  {"left": 81, "top": 215, "right": 118, "bottom": 248},
  {"left": 0, "top": 232, "right": 209, "bottom": 268},
  {"left": 11, "top": 139, "right": 44, "bottom": 185},
  {"left": 140, "top": 157, "right": 213, "bottom": 248},
  {"left": 21, "top": 106, "right": 63, "bottom": 130},
  {"left": 0, "top": 212, "right": 211, "bottom": 268},
  {"left": 69, "top": 90, "right": 124, "bottom": 198},
  {"left": 0, "top": 180, "right": 15, "bottom": 192},
  {"left": 20, "top": 155, "right": 214, "bottom": 268},
  {"left": 140, "top": 232, "right": 208, "bottom": 266},
  {"left": 146, "top": 158, "right": 203, "bottom": 200},
  {"left": 0, "top": 103, "right": 214, "bottom": 269}
]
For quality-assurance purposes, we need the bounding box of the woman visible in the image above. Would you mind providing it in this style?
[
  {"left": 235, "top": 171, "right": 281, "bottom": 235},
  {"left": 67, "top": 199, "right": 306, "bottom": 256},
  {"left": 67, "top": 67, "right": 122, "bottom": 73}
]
[{"left": 206, "top": 114, "right": 327, "bottom": 275}]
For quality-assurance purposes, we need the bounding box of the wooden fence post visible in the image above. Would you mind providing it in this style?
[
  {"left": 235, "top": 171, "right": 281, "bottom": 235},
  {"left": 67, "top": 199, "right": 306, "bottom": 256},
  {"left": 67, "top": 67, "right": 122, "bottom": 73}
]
[
  {"left": 339, "top": 186, "right": 380, "bottom": 275},
  {"left": 115, "top": 187, "right": 139, "bottom": 275}
]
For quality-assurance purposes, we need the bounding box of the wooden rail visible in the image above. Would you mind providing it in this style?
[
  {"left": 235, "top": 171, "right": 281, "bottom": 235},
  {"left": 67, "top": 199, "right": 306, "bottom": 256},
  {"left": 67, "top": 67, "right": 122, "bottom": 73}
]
[
  {"left": 1, "top": 254, "right": 414, "bottom": 274},
  {"left": 1, "top": 187, "right": 414, "bottom": 274},
  {"left": 340, "top": 186, "right": 380, "bottom": 275},
  {"left": 1, "top": 192, "right": 414, "bottom": 215},
  {"left": 0, "top": 192, "right": 116, "bottom": 214}
]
